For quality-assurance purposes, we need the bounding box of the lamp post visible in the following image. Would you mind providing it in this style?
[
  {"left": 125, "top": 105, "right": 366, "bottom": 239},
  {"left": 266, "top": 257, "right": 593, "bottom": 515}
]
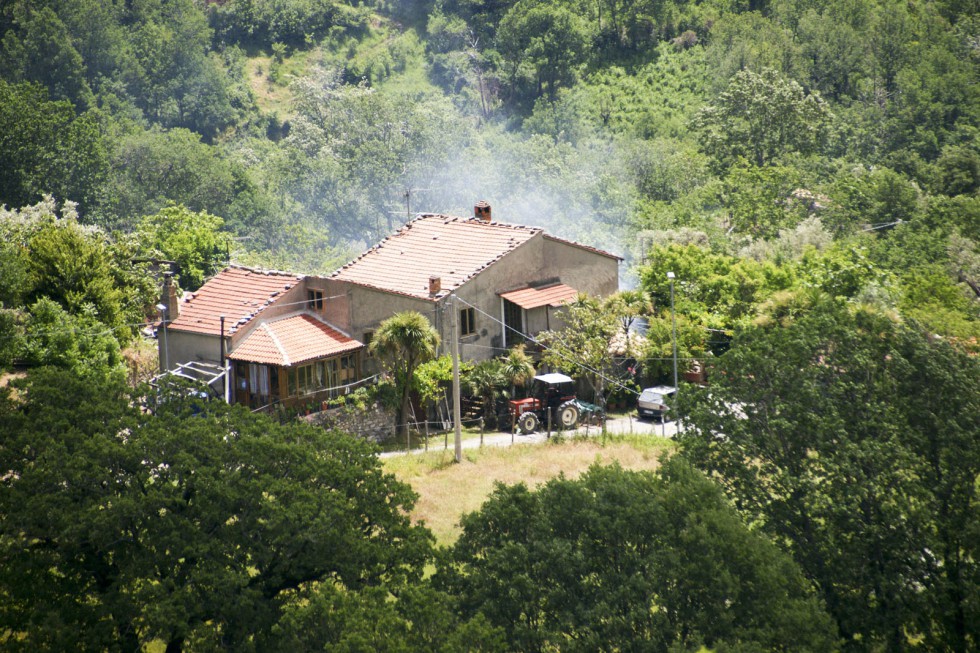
[
  {"left": 156, "top": 303, "right": 169, "bottom": 372},
  {"left": 667, "top": 271, "right": 678, "bottom": 399}
]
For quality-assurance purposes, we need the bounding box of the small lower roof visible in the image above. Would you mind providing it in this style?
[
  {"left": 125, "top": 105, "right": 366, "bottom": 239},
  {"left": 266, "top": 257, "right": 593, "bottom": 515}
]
[
  {"left": 228, "top": 314, "right": 362, "bottom": 367},
  {"left": 499, "top": 283, "right": 579, "bottom": 310}
]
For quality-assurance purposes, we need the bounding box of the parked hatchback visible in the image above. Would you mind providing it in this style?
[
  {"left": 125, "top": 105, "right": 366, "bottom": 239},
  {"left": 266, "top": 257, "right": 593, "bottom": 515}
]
[{"left": 637, "top": 385, "right": 676, "bottom": 421}]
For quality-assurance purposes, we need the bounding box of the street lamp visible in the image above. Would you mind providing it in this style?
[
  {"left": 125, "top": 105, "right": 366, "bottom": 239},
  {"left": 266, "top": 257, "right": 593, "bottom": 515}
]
[
  {"left": 156, "top": 303, "right": 169, "bottom": 372},
  {"left": 667, "top": 271, "right": 678, "bottom": 401}
]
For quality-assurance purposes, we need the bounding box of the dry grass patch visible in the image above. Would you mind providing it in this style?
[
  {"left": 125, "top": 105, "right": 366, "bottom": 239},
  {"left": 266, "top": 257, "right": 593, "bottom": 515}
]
[{"left": 384, "top": 436, "right": 674, "bottom": 545}]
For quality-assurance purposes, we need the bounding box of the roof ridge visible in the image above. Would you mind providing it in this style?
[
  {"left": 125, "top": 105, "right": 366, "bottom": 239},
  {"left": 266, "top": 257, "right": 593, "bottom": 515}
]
[
  {"left": 543, "top": 233, "right": 621, "bottom": 260},
  {"left": 261, "top": 310, "right": 355, "bottom": 339},
  {"left": 227, "top": 263, "right": 305, "bottom": 278},
  {"left": 261, "top": 322, "right": 290, "bottom": 367}
]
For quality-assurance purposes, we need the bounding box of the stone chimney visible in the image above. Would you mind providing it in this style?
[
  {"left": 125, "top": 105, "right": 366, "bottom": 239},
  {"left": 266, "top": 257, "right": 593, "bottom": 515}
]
[
  {"left": 474, "top": 200, "right": 491, "bottom": 223},
  {"left": 161, "top": 271, "right": 179, "bottom": 320},
  {"left": 429, "top": 275, "right": 442, "bottom": 296}
]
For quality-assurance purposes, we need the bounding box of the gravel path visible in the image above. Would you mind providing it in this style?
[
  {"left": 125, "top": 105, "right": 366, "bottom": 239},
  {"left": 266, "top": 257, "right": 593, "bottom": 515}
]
[{"left": 379, "top": 414, "right": 680, "bottom": 458}]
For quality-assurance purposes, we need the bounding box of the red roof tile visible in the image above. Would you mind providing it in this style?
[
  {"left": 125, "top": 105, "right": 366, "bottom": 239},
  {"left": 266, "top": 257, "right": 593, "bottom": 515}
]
[
  {"left": 499, "top": 283, "right": 579, "bottom": 310},
  {"left": 168, "top": 267, "right": 301, "bottom": 336},
  {"left": 227, "top": 314, "right": 363, "bottom": 366},
  {"left": 331, "top": 214, "right": 541, "bottom": 300}
]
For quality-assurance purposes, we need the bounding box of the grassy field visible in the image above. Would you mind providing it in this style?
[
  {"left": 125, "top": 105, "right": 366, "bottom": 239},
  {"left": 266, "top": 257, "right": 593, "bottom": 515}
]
[{"left": 383, "top": 435, "right": 675, "bottom": 545}]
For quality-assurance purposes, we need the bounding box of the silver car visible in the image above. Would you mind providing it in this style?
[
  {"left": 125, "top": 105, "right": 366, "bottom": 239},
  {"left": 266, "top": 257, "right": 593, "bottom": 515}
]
[{"left": 637, "top": 386, "right": 676, "bottom": 420}]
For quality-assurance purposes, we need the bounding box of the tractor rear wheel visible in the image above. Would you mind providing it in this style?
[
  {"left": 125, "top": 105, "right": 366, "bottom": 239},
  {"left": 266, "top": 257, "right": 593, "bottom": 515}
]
[
  {"left": 558, "top": 401, "right": 580, "bottom": 429},
  {"left": 518, "top": 411, "right": 539, "bottom": 434}
]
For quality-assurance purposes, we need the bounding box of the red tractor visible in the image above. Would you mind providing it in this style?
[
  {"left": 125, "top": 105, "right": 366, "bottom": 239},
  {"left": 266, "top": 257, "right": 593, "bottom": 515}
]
[{"left": 508, "top": 373, "right": 581, "bottom": 434}]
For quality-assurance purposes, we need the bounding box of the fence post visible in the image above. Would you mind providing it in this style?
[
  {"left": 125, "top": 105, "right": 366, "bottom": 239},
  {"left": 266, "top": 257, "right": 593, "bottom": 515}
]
[
  {"left": 480, "top": 417, "right": 484, "bottom": 447},
  {"left": 424, "top": 419, "right": 429, "bottom": 452}
]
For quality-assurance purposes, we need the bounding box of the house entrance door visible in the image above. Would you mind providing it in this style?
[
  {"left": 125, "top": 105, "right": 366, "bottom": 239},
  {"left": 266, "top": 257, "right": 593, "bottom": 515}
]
[
  {"left": 234, "top": 361, "right": 249, "bottom": 405},
  {"left": 503, "top": 299, "right": 525, "bottom": 347}
]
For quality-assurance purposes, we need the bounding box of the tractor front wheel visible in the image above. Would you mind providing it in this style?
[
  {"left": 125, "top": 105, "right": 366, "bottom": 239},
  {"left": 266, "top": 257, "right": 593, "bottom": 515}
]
[
  {"left": 558, "top": 401, "right": 580, "bottom": 429},
  {"left": 518, "top": 411, "right": 539, "bottom": 434}
]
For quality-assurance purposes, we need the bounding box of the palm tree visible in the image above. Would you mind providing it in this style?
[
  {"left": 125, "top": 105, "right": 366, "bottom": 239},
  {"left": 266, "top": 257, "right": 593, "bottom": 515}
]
[
  {"left": 464, "top": 359, "right": 509, "bottom": 428},
  {"left": 502, "top": 343, "right": 536, "bottom": 399},
  {"left": 369, "top": 311, "right": 440, "bottom": 438}
]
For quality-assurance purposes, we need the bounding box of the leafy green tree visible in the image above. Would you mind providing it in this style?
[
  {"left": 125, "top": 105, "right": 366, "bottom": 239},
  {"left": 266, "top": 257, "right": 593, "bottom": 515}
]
[
  {"left": 19, "top": 213, "right": 148, "bottom": 340},
  {"left": 0, "top": 198, "right": 157, "bottom": 351},
  {"left": 272, "top": 582, "right": 507, "bottom": 652},
  {"left": 282, "top": 67, "right": 468, "bottom": 242},
  {"left": 370, "top": 311, "right": 441, "bottom": 438},
  {"left": 0, "top": 80, "right": 109, "bottom": 215},
  {"left": 897, "top": 263, "right": 980, "bottom": 340},
  {"left": 19, "top": 299, "right": 125, "bottom": 379},
  {"left": 704, "top": 12, "right": 808, "bottom": 88},
  {"left": 692, "top": 68, "right": 833, "bottom": 169},
  {"left": 126, "top": 0, "right": 238, "bottom": 138},
  {"left": 0, "top": 369, "right": 434, "bottom": 652},
  {"left": 496, "top": 0, "right": 589, "bottom": 107},
  {"left": 0, "top": 240, "right": 30, "bottom": 309},
  {"left": 137, "top": 205, "right": 230, "bottom": 291},
  {"left": 0, "top": 3, "right": 92, "bottom": 107},
  {"left": 795, "top": 7, "right": 867, "bottom": 100},
  {"left": 639, "top": 243, "right": 797, "bottom": 332},
  {"left": 722, "top": 163, "right": 809, "bottom": 239},
  {"left": 439, "top": 0, "right": 520, "bottom": 46},
  {"left": 593, "top": 0, "right": 676, "bottom": 51},
  {"left": 797, "top": 243, "right": 890, "bottom": 299},
  {"left": 605, "top": 290, "right": 651, "bottom": 358},
  {"left": 0, "top": 308, "right": 20, "bottom": 370},
  {"left": 439, "top": 460, "right": 838, "bottom": 652},
  {"left": 680, "top": 294, "right": 980, "bottom": 651},
  {"left": 824, "top": 166, "right": 921, "bottom": 235},
  {"left": 934, "top": 144, "right": 980, "bottom": 197},
  {"left": 640, "top": 313, "right": 708, "bottom": 383},
  {"left": 539, "top": 294, "right": 619, "bottom": 408},
  {"left": 101, "top": 127, "right": 238, "bottom": 226}
]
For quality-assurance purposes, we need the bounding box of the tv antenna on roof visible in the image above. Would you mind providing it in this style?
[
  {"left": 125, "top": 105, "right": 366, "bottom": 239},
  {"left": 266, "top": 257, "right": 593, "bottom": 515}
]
[
  {"left": 385, "top": 187, "right": 431, "bottom": 230},
  {"left": 403, "top": 187, "right": 431, "bottom": 221}
]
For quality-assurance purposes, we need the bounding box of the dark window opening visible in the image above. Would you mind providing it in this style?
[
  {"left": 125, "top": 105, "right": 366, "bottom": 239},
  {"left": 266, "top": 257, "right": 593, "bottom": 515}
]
[
  {"left": 460, "top": 307, "right": 476, "bottom": 336},
  {"left": 308, "top": 289, "right": 324, "bottom": 310}
]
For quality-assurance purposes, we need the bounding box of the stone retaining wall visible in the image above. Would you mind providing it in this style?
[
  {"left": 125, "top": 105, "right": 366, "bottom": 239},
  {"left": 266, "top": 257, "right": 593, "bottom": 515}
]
[{"left": 304, "top": 402, "right": 396, "bottom": 444}]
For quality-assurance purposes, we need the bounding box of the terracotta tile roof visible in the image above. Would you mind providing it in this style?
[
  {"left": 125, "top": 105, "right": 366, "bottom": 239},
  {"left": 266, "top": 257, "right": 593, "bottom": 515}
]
[
  {"left": 227, "top": 314, "right": 363, "bottom": 366},
  {"left": 544, "top": 234, "right": 622, "bottom": 260},
  {"left": 499, "top": 283, "right": 580, "bottom": 310},
  {"left": 331, "top": 214, "right": 542, "bottom": 300},
  {"left": 168, "top": 266, "right": 301, "bottom": 336}
]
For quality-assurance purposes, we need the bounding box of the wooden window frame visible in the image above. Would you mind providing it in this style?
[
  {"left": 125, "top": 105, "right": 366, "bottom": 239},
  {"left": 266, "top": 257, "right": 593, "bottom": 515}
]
[
  {"left": 307, "top": 289, "right": 324, "bottom": 310},
  {"left": 460, "top": 307, "right": 476, "bottom": 336}
]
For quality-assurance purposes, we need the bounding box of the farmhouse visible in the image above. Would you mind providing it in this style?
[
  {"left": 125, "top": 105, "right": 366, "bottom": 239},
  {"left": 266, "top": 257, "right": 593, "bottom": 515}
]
[{"left": 159, "top": 203, "right": 619, "bottom": 410}]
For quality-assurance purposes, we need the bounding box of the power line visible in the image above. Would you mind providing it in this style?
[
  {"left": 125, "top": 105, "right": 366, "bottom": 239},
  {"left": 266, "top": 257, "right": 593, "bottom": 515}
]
[
  {"left": 459, "top": 340, "right": 700, "bottom": 361},
  {"left": 454, "top": 296, "right": 646, "bottom": 397}
]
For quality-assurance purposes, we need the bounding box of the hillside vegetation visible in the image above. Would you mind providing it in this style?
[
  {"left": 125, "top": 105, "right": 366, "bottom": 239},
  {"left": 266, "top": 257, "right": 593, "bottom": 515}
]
[{"left": 1, "top": 0, "right": 979, "bottom": 651}]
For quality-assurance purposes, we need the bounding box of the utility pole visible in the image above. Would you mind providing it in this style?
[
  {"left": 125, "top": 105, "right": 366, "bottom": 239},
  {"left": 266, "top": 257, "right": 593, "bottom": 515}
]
[
  {"left": 450, "top": 293, "right": 463, "bottom": 463},
  {"left": 668, "top": 271, "right": 679, "bottom": 431},
  {"left": 668, "top": 271, "right": 678, "bottom": 393},
  {"left": 156, "top": 303, "right": 169, "bottom": 372}
]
